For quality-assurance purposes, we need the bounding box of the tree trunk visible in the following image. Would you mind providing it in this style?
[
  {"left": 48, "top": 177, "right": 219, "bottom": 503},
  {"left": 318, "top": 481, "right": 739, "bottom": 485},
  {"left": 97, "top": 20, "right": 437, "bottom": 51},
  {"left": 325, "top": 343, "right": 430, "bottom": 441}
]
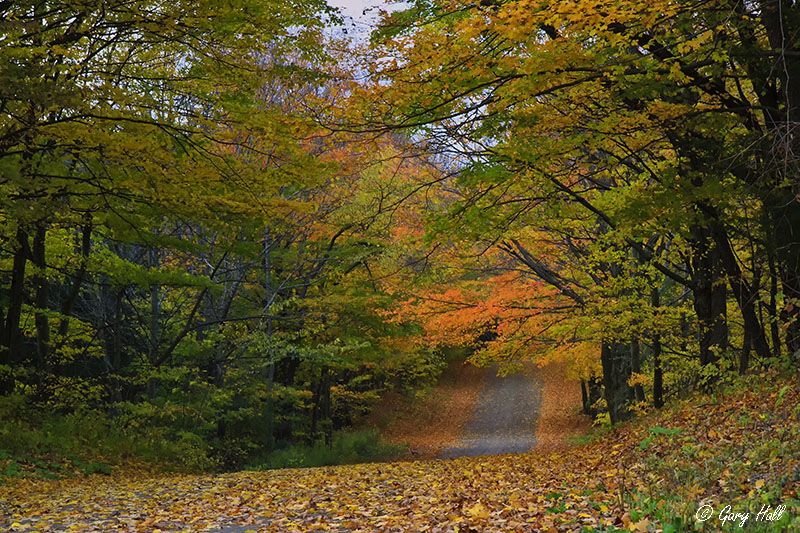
[
  {"left": 711, "top": 224, "right": 771, "bottom": 360},
  {"left": 58, "top": 221, "right": 92, "bottom": 339},
  {"left": 768, "top": 252, "right": 782, "bottom": 358},
  {"left": 630, "top": 340, "right": 645, "bottom": 402},
  {"left": 740, "top": 328, "right": 751, "bottom": 374},
  {"left": 690, "top": 224, "right": 729, "bottom": 368},
  {"left": 310, "top": 369, "right": 323, "bottom": 443},
  {"left": 601, "top": 341, "right": 633, "bottom": 424},
  {"left": 757, "top": 1, "right": 800, "bottom": 363},
  {"left": 322, "top": 368, "right": 332, "bottom": 447},
  {"left": 581, "top": 380, "right": 589, "bottom": 414},
  {"left": 651, "top": 288, "right": 664, "bottom": 408},
  {"left": 113, "top": 288, "right": 124, "bottom": 372},
  {"left": 148, "top": 249, "right": 160, "bottom": 399},
  {"left": 32, "top": 224, "right": 50, "bottom": 392},
  {"left": 652, "top": 336, "right": 664, "bottom": 409},
  {"left": 264, "top": 228, "right": 276, "bottom": 450},
  {"left": 765, "top": 189, "right": 800, "bottom": 363},
  {"left": 0, "top": 228, "right": 29, "bottom": 394},
  {"left": 580, "top": 376, "right": 603, "bottom": 415}
]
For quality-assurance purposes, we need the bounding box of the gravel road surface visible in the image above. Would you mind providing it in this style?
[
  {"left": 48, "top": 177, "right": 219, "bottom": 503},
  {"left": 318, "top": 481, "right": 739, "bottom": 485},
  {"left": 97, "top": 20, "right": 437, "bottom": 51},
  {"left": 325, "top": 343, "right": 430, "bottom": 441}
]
[{"left": 439, "top": 365, "right": 541, "bottom": 458}]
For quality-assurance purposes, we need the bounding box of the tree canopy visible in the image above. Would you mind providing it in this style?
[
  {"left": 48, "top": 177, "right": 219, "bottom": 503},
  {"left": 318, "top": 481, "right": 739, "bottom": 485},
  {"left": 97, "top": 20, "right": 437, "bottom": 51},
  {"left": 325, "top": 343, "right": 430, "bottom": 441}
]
[
  {"left": 1, "top": 0, "right": 799, "bottom": 471},
  {"left": 353, "top": 0, "right": 800, "bottom": 421}
]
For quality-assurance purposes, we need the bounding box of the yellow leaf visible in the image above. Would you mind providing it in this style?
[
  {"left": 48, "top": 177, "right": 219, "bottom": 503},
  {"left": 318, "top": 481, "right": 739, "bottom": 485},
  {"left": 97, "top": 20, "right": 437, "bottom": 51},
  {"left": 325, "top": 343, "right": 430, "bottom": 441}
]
[{"left": 466, "top": 502, "right": 490, "bottom": 519}]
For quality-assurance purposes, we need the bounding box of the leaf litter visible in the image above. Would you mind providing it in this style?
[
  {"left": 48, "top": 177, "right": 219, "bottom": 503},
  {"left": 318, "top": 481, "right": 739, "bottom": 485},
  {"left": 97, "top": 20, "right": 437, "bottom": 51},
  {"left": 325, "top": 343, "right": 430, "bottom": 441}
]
[{"left": 1, "top": 372, "right": 797, "bottom": 532}]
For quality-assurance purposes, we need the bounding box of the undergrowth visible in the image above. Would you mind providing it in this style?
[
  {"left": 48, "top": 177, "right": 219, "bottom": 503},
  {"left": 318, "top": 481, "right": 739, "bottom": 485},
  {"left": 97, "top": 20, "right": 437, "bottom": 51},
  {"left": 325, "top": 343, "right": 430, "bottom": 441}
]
[
  {"left": 598, "top": 370, "right": 800, "bottom": 531},
  {"left": 248, "top": 429, "right": 406, "bottom": 470},
  {"left": 0, "top": 397, "right": 202, "bottom": 483},
  {"left": 0, "top": 394, "right": 406, "bottom": 484}
]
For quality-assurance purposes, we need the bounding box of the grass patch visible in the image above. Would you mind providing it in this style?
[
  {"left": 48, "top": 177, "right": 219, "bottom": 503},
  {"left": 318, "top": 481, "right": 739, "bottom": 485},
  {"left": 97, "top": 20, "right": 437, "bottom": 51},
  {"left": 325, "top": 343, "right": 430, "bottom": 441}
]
[{"left": 565, "top": 422, "right": 615, "bottom": 447}]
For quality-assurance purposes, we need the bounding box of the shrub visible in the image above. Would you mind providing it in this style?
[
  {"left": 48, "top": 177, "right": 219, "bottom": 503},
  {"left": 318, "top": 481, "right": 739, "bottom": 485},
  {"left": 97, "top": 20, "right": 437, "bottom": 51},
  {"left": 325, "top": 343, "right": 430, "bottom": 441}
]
[{"left": 250, "top": 429, "right": 406, "bottom": 470}]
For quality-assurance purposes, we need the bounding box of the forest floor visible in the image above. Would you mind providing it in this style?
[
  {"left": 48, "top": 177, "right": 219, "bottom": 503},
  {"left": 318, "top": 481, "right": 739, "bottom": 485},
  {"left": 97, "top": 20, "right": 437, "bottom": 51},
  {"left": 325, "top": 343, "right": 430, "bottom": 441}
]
[
  {"left": 361, "top": 360, "right": 488, "bottom": 460},
  {"left": 2, "top": 371, "right": 799, "bottom": 532}
]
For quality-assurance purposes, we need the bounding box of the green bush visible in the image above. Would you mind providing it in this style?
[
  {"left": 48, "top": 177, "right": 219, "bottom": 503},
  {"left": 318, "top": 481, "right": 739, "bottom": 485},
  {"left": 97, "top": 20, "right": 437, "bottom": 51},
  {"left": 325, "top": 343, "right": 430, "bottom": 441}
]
[
  {"left": 250, "top": 429, "right": 406, "bottom": 470},
  {"left": 0, "top": 395, "right": 214, "bottom": 477}
]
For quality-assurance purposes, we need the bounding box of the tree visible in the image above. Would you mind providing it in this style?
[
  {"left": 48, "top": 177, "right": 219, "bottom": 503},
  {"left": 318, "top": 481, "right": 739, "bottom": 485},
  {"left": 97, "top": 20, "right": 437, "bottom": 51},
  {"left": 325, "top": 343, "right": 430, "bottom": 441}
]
[
  {"left": 0, "top": 0, "right": 334, "bottom": 394},
  {"left": 353, "top": 0, "right": 800, "bottom": 420}
]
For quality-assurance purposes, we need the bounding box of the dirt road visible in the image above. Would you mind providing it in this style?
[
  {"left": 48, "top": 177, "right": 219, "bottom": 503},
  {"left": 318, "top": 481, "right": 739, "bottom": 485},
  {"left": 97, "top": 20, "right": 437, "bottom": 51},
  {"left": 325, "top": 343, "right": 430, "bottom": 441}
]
[{"left": 439, "top": 365, "right": 541, "bottom": 458}]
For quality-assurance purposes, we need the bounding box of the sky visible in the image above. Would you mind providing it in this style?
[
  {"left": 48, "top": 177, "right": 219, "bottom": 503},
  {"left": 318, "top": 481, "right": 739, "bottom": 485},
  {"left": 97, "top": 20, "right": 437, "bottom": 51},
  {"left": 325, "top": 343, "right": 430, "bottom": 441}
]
[
  {"left": 326, "top": 0, "right": 407, "bottom": 38},
  {"left": 327, "top": 0, "right": 385, "bottom": 21}
]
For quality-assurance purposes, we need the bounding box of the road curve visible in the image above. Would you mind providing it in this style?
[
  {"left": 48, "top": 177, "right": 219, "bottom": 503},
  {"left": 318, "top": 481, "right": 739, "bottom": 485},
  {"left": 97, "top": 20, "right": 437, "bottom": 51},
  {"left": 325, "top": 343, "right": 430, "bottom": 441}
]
[{"left": 439, "top": 364, "right": 542, "bottom": 458}]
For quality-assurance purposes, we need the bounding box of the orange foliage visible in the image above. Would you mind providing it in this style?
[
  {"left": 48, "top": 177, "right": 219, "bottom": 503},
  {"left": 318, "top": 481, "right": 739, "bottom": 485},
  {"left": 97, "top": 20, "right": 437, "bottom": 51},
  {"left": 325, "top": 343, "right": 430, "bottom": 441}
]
[{"left": 385, "top": 266, "right": 602, "bottom": 378}]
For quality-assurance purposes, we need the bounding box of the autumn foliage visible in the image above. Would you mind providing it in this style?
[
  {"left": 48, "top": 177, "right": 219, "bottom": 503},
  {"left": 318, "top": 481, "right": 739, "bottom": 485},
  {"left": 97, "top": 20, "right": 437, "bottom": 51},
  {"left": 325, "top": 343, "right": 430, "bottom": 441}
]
[{"left": 1, "top": 0, "right": 800, "bottom": 529}]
